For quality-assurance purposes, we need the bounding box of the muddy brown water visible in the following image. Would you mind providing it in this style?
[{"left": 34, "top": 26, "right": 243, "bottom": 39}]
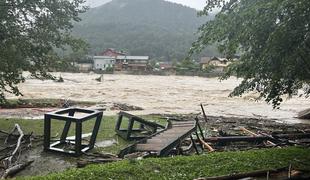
[{"left": 2, "top": 73, "right": 310, "bottom": 124}]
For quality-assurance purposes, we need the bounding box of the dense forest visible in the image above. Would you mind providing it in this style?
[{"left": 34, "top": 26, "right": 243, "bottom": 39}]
[{"left": 73, "top": 0, "right": 219, "bottom": 61}]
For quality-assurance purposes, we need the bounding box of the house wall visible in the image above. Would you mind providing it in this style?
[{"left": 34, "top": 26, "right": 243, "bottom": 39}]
[
  {"left": 93, "top": 57, "right": 115, "bottom": 70},
  {"left": 93, "top": 55, "right": 149, "bottom": 71}
]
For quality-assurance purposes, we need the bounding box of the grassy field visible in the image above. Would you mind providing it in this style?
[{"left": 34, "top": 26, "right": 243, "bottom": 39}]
[{"left": 20, "top": 147, "right": 310, "bottom": 180}]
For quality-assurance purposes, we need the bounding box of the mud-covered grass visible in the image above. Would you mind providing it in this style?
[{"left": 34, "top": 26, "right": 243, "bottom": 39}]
[
  {"left": 21, "top": 147, "right": 310, "bottom": 180},
  {"left": 0, "top": 98, "right": 96, "bottom": 108}
]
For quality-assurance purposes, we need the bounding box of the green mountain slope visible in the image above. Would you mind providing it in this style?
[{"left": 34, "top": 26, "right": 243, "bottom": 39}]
[{"left": 74, "top": 0, "right": 218, "bottom": 60}]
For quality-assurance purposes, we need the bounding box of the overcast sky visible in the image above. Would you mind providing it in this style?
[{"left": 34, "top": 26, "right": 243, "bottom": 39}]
[
  {"left": 166, "top": 0, "right": 206, "bottom": 10},
  {"left": 85, "top": 0, "right": 206, "bottom": 10}
]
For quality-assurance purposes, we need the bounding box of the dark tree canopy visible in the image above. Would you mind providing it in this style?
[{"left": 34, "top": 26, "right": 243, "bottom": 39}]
[
  {"left": 0, "top": 0, "right": 87, "bottom": 103},
  {"left": 191, "top": 0, "right": 310, "bottom": 107}
]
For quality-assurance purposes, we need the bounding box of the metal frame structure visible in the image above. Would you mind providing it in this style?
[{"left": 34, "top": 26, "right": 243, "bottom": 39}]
[
  {"left": 115, "top": 111, "right": 165, "bottom": 141},
  {"left": 44, "top": 107, "right": 103, "bottom": 156}
]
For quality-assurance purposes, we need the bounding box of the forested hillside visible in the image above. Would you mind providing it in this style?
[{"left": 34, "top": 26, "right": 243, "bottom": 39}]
[{"left": 73, "top": 0, "right": 218, "bottom": 61}]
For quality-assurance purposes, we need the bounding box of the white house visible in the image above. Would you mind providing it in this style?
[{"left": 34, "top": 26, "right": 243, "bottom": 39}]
[{"left": 93, "top": 56, "right": 115, "bottom": 70}]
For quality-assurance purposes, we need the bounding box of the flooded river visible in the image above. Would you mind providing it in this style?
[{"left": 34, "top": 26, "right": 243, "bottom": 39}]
[{"left": 3, "top": 72, "right": 310, "bottom": 124}]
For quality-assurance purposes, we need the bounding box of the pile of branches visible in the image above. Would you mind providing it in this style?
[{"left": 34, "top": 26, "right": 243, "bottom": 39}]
[{"left": 0, "top": 124, "right": 36, "bottom": 179}]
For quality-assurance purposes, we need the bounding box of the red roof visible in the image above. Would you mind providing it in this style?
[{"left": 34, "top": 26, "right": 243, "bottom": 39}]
[{"left": 99, "top": 48, "right": 125, "bottom": 56}]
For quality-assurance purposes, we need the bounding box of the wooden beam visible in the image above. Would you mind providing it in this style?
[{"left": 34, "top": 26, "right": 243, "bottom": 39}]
[
  {"left": 204, "top": 136, "right": 269, "bottom": 143},
  {"left": 240, "top": 127, "right": 276, "bottom": 146}
]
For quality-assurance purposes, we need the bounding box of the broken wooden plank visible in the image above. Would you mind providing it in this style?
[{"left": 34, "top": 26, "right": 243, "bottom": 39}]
[
  {"left": 240, "top": 127, "right": 276, "bottom": 146},
  {"left": 77, "top": 158, "right": 121, "bottom": 168},
  {"left": 204, "top": 136, "right": 270, "bottom": 143},
  {"left": 199, "top": 139, "right": 215, "bottom": 152},
  {"left": 197, "top": 166, "right": 287, "bottom": 180},
  {"left": 272, "top": 133, "right": 310, "bottom": 139},
  {"left": 1, "top": 160, "right": 34, "bottom": 179}
]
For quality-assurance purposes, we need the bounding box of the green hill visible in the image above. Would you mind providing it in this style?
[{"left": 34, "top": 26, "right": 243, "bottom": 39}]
[{"left": 73, "top": 0, "right": 218, "bottom": 61}]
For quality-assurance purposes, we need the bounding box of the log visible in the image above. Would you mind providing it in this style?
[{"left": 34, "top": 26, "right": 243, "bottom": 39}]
[
  {"left": 199, "top": 139, "right": 215, "bottom": 152},
  {"left": 3, "top": 124, "right": 24, "bottom": 168},
  {"left": 77, "top": 158, "right": 121, "bottom": 168},
  {"left": 83, "top": 152, "right": 118, "bottom": 159},
  {"left": 272, "top": 133, "right": 310, "bottom": 139},
  {"left": 124, "top": 152, "right": 150, "bottom": 159},
  {"left": 240, "top": 127, "right": 276, "bottom": 146},
  {"left": 240, "top": 127, "right": 257, "bottom": 136},
  {"left": 1, "top": 160, "right": 34, "bottom": 179},
  {"left": 204, "top": 136, "right": 270, "bottom": 143},
  {"left": 197, "top": 167, "right": 287, "bottom": 180}
]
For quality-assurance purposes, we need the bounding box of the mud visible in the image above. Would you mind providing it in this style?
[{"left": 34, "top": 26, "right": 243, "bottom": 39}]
[{"left": 2, "top": 72, "right": 310, "bottom": 124}]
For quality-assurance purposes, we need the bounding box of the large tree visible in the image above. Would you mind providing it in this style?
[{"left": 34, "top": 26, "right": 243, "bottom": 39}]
[
  {"left": 191, "top": 0, "right": 310, "bottom": 107},
  {"left": 0, "top": 0, "right": 87, "bottom": 103}
]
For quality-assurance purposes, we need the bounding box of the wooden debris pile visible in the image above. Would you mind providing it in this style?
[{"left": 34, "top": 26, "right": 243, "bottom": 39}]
[
  {"left": 181, "top": 104, "right": 310, "bottom": 151},
  {"left": 0, "top": 124, "right": 40, "bottom": 179}
]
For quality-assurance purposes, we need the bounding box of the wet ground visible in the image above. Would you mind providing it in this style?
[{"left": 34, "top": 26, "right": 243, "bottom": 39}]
[
  {"left": 2, "top": 73, "right": 310, "bottom": 124},
  {"left": 0, "top": 135, "right": 118, "bottom": 178}
]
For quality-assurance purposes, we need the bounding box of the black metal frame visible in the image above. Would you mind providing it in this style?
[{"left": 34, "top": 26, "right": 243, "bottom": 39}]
[
  {"left": 115, "top": 111, "right": 165, "bottom": 141},
  {"left": 44, "top": 107, "right": 103, "bottom": 156}
]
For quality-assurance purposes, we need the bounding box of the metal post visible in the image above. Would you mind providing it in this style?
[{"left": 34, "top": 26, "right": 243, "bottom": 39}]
[
  {"left": 196, "top": 117, "right": 205, "bottom": 140},
  {"left": 60, "top": 110, "right": 75, "bottom": 143},
  {"left": 195, "top": 131, "right": 204, "bottom": 150},
  {"left": 115, "top": 114, "right": 123, "bottom": 131},
  {"left": 200, "top": 103, "right": 208, "bottom": 122},
  {"left": 190, "top": 135, "right": 199, "bottom": 155},
  {"left": 89, "top": 113, "right": 103, "bottom": 148},
  {"left": 139, "top": 123, "right": 145, "bottom": 130},
  {"left": 75, "top": 121, "right": 82, "bottom": 156},
  {"left": 126, "top": 117, "right": 134, "bottom": 140},
  {"left": 43, "top": 114, "right": 51, "bottom": 150}
]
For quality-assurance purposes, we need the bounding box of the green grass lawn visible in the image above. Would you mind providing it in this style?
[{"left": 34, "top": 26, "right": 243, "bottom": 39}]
[{"left": 20, "top": 147, "right": 310, "bottom": 180}]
